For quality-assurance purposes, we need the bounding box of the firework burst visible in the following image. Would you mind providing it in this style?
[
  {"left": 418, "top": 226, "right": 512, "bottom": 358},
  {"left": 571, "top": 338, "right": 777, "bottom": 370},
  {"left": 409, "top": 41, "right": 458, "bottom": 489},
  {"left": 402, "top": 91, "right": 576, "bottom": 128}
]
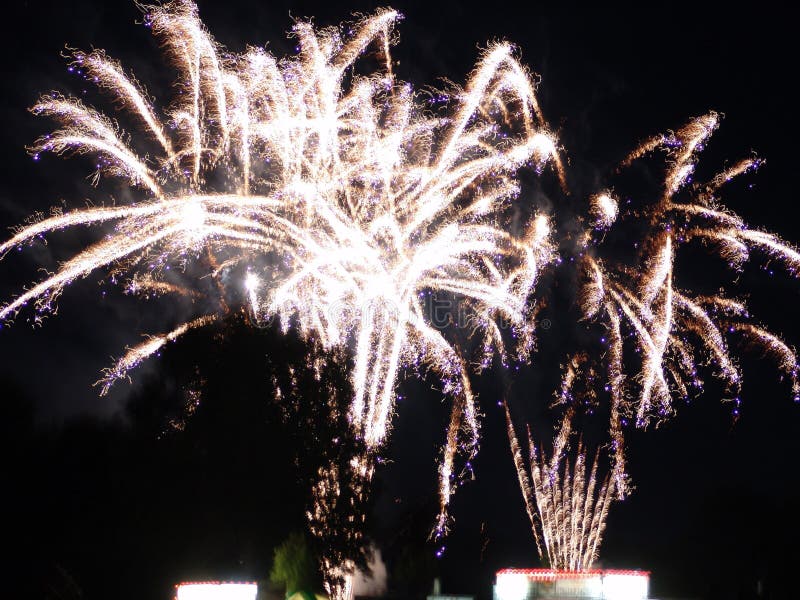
[
  {"left": 0, "top": 0, "right": 559, "bottom": 584},
  {"left": 561, "top": 111, "right": 800, "bottom": 501}
]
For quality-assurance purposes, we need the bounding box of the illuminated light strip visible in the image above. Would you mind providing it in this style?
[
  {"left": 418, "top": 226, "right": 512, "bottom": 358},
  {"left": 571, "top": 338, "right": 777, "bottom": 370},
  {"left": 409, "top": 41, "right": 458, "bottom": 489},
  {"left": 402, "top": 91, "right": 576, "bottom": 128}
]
[
  {"left": 175, "top": 581, "right": 259, "bottom": 585},
  {"left": 496, "top": 568, "right": 650, "bottom": 579}
]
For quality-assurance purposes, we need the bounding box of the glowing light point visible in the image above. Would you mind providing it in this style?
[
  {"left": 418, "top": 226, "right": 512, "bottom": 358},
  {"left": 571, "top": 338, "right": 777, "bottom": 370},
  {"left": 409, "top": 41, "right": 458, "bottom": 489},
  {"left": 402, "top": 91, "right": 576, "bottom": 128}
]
[
  {"left": 590, "top": 193, "right": 618, "bottom": 229},
  {"left": 531, "top": 132, "right": 556, "bottom": 161},
  {"left": 244, "top": 271, "right": 259, "bottom": 293},
  {"left": 244, "top": 271, "right": 260, "bottom": 316},
  {"left": 533, "top": 214, "right": 550, "bottom": 243}
]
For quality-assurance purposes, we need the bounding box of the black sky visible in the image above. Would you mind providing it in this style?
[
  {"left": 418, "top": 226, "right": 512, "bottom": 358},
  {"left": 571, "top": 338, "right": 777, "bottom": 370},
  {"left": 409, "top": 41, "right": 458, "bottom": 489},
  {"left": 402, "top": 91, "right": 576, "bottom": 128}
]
[{"left": 2, "top": 2, "right": 799, "bottom": 600}]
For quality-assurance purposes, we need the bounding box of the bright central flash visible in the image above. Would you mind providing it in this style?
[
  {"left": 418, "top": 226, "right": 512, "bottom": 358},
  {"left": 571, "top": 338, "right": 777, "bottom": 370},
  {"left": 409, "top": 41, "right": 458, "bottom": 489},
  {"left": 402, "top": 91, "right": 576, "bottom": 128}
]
[{"left": 179, "top": 201, "right": 207, "bottom": 240}]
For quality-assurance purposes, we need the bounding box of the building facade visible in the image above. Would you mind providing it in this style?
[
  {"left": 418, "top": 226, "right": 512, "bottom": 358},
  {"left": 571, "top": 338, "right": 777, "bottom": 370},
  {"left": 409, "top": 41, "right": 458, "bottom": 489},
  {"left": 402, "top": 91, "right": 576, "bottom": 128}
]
[{"left": 493, "top": 569, "right": 649, "bottom": 600}]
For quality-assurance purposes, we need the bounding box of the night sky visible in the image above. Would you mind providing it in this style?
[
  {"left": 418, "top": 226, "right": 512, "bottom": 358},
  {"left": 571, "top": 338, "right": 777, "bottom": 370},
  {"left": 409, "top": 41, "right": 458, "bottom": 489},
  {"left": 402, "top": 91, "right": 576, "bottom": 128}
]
[{"left": 2, "top": 2, "right": 799, "bottom": 600}]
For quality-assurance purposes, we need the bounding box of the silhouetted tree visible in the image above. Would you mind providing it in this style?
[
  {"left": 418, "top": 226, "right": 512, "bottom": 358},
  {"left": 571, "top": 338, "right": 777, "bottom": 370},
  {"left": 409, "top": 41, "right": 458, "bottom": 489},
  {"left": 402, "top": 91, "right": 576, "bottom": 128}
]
[{"left": 270, "top": 532, "right": 319, "bottom": 596}]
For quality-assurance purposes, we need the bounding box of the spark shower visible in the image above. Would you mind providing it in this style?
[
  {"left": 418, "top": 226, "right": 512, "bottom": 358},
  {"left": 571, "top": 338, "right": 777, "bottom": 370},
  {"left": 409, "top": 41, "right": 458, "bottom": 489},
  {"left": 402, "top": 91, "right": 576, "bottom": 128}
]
[{"left": 2, "top": 0, "right": 799, "bottom": 586}]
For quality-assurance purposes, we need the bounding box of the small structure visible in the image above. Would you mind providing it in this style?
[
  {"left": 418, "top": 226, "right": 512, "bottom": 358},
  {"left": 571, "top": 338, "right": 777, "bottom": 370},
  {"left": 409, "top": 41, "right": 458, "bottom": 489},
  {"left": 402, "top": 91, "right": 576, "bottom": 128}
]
[
  {"left": 427, "top": 577, "right": 474, "bottom": 600},
  {"left": 175, "top": 581, "right": 259, "bottom": 600},
  {"left": 493, "top": 569, "right": 649, "bottom": 600}
]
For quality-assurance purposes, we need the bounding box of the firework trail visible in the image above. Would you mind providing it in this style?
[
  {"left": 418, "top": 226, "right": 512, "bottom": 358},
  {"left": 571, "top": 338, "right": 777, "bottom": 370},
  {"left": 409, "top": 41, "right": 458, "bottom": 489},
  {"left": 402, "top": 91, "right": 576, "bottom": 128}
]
[
  {"left": 0, "top": 0, "right": 558, "bottom": 584},
  {"left": 504, "top": 403, "right": 615, "bottom": 571}
]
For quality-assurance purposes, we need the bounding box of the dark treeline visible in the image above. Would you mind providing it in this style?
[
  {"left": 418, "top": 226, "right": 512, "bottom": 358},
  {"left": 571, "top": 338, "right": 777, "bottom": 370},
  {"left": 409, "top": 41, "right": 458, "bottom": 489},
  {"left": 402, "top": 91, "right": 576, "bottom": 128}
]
[{"left": 6, "top": 319, "right": 306, "bottom": 600}]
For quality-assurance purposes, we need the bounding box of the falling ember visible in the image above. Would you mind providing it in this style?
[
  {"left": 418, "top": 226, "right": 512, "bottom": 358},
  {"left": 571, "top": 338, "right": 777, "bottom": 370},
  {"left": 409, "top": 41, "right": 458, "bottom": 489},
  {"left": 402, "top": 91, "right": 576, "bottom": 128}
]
[{"left": 97, "top": 315, "right": 217, "bottom": 395}]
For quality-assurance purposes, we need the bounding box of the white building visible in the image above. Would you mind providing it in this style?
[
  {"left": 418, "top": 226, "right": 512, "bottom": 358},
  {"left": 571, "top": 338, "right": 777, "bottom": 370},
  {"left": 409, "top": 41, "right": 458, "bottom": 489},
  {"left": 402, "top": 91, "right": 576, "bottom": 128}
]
[
  {"left": 494, "top": 569, "right": 650, "bottom": 600},
  {"left": 175, "top": 581, "right": 259, "bottom": 600}
]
